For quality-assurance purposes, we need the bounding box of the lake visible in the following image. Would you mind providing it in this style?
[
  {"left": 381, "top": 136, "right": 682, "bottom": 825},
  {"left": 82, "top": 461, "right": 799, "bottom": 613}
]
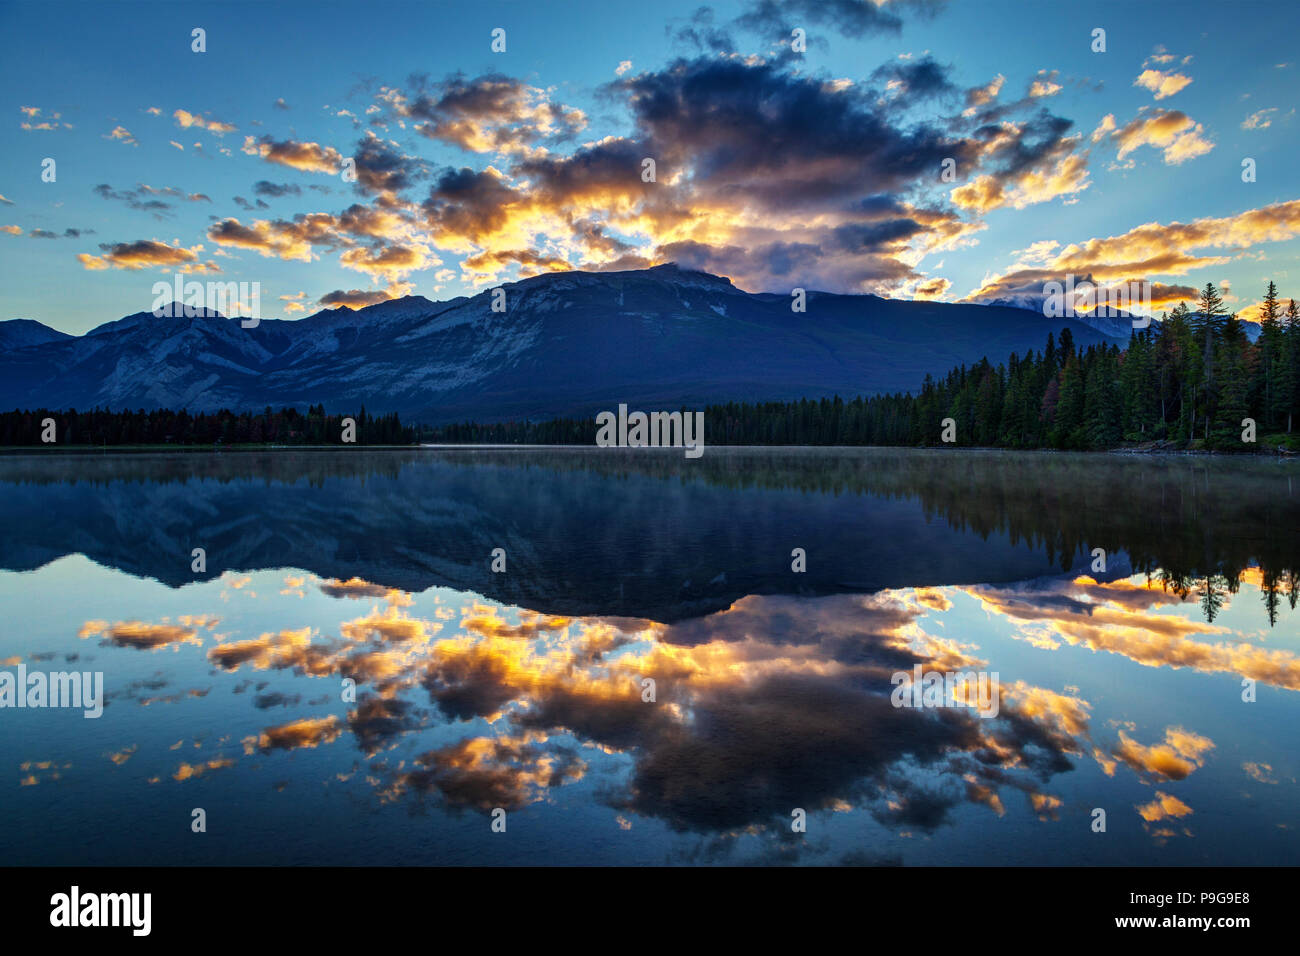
[{"left": 1, "top": 447, "right": 1297, "bottom": 865}]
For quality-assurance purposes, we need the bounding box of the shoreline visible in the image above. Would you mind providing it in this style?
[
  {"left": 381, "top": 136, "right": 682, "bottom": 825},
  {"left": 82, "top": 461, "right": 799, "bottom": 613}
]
[{"left": 0, "top": 442, "right": 1294, "bottom": 458}]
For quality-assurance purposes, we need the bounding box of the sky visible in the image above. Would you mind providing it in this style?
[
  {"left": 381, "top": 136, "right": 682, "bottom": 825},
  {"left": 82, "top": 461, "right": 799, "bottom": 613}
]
[{"left": 1, "top": 0, "right": 1298, "bottom": 335}]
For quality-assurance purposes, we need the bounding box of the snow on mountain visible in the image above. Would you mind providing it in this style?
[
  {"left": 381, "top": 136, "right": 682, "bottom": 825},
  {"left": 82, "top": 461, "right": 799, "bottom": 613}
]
[{"left": 0, "top": 318, "right": 73, "bottom": 351}]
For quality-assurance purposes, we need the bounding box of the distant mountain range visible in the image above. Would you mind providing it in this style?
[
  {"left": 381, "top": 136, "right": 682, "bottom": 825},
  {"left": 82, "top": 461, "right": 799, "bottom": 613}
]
[{"left": 0, "top": 264, "right": 1124, "bottom": 423}]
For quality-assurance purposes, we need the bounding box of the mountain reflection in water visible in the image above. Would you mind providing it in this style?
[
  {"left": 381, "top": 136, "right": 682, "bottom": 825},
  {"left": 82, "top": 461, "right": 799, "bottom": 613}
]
[{"left": 0, "top": 448, "right": 1296, "bottom": 865}]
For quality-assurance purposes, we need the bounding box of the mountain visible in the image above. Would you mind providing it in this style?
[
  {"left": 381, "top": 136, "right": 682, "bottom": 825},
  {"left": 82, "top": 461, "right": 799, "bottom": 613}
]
[
  {"left": 980, "top": 295, "right": 1151, "bottom": 339},
  {"left": 0, "top": 264, "right": 1122, "bottom": 423},
  {"left": 0, "top": 318, "right": 72, "bottom": 351}
]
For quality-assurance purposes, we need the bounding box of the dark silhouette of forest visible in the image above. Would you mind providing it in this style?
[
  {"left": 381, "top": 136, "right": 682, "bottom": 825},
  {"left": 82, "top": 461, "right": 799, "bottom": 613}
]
[{"left": 0, "top": 403, "right": 412, "bottom": 446}]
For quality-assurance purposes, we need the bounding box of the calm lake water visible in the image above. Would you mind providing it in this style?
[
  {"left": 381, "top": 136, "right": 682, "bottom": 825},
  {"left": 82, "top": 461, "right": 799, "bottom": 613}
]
[{"left": 1, "top": 447, "right": 1297, "bottom": 865}]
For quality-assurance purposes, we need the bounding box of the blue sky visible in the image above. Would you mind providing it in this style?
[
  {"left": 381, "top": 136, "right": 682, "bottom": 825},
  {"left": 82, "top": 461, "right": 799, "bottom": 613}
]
[{"left": 2, "top": 0, "right": 1298, "bottom": 333}]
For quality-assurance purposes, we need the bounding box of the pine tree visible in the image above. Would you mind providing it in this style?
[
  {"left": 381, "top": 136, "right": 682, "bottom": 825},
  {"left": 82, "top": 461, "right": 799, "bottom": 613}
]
[
  {"left": 1193, "top": 282, "right": 1227, "bottom": 441},
  {"left": 1259, "top": 282, "right": 1284, "bottom": 429},
  {"left": 1282, "top": 299, "right": 1300, "bottom": 434},
  {"left": 1212, "top": 314, "right": 1249, "bottom": 448},
  {"left": 1053, "top": 354, "right": 1086, "bottom": 448}
]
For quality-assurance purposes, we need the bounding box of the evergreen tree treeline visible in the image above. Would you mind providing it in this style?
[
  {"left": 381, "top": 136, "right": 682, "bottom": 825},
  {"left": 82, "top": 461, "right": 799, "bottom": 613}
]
[{"left": 0, "top": 404, "right": 412, "bottom": 446}]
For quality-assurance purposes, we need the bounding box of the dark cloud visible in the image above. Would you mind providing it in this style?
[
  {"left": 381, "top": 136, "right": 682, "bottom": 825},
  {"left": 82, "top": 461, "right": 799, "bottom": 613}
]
[
  {"left": 870, "top": 55, "right": 958, "bottom": 101},
  {"left": 318, "top": 288, "right": 393, "bottom": 309},
  {"left": 253, "top": 180, "right": 303, "bottom": 198},
  {"left": 93, "top": 183, "right": 171, "bottom": 216},
  {"left": 253, "top": 691, "right": 302, "bottom": 709},
  {"left": 735, "top": 0, "right": 946, "bottom": 39},
  {"left": 348, "top": 694, "right": 424, "bottom": 755},
  {"left": 667, "top": 6, "right": 735, "bottom": 53},
  {"left": 611, "top": 57, "right": 975, "bottom": 212},
  {"left": 422, "top": 166, "right": 523, "bottom": 243},
  {"left": 395, "top": 735, "right": 586, "bottom": 811},
  {"left": 350, "top": 133, "right": 424, "bottom": 196},
  {"left": 397, "top": 72, "right": 586, "bottom": 155},
  {"left": 93, "top": 183, "right": 211, "bottom": 218}
]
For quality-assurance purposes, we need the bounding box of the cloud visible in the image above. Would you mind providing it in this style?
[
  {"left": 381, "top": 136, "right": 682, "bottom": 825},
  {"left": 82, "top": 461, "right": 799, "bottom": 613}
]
[
  {"left": 391, "top": 732, "right": 585, "bottom": 810},
  {"left": 1028, "top": 70, "right": 1062, "bottom": 98},
  {"left": 341, "top": 606, "right": 440, "bottom": 644},
  {"left": 319, "top": 576, "right": 411, "bottom": 603},
  {"left": 1106, "top": 726, "right": 1215, "bottom": 782},
  {"left": 382, "top": 73, "right": 587, "bottom": 158},
  {"left": 1134, "top": 69, "right": 1192, "bottom": 100},
  {"left": 1095, "top": 108, "right": 1213, "bottom": 165},
  {"left": 172, "top": 757, "right": 235, "bottom": 782},
  {"left": 153, "top": 51, "right": 1102, "bottom": 297},
  {"left": 76, "top": 239, "right": 205, "bottom": 272},
  {"left": 870, "top": 55, "right": 956, "bottom": 102},
  {"left": 104, "top": 125, "right": 138, "bottom": 146},
  {"left": 318, "top": 288, "right": 397, "bottom": 309},
  {"left": 242, "top": 715, "right": 342, "bottom": 754},
  {"left": 93, "top": 182, "right": 211, "bottom": 217},
  {"left": 340, "top": 242, "right": 440, "bottom": 281},
  {"left": 1243, "top": 761, "right": 1278, "bottom": 784},
  {"left": 959, "top": 574, "right": 1300, "bottom": 691},
  {"left": 349, "top": 131, "right": 425, "bottom": 196},
  {"left": 963, "top": 74, "right": 1004, "bottom": 116},
  {"left": 1136, "top": 790, "right": 1192, "bottom": 823},
  {"left": 950, "top": 112, "right": 1091, "bottom": 213},
  {"left": 735, "top": 0, "right": 946, "bottom": 39},
  {"left": 174, "top": 108, "right": 237, "bottom": 135},
  {"left": 207, "top": 215, "right": 333, "bottom": 262},
  {"left": 406, "top": 53, "right": 1005, "bottom": 289},
  {"left": 92, "top": 579, "right": 1111, "bottom": 847},
  {"left": 1242, "top": 107, "right": 1278, "bottom": 130},
  {"left": 19, "top": 106, "right": 72, "bottom": 131},
  {"left": 666, "top": 6, "right": 736, "bottom": 53},
  {"left": 241, "top": 135, "right": 344, "bottom": 174},
  {"left": 913, "top": 276, "right": 951, "bottom": 299},
  {"left": 15, "top": 227, "right": 94, "bottom": 240},
  {"left": 78, "top": 619, "right": 203, "bottom": 650},
  {"left": 967, "top": 200, "right": 1300, "bottom": 302},
  {"left": 252, "top": 180, "right": 303, "bottom": 198}
]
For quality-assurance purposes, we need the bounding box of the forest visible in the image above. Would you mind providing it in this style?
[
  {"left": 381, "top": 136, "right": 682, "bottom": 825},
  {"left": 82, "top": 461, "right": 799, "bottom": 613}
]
[{"left": 0, "top": 404, "right": 412, "bottom": 446}]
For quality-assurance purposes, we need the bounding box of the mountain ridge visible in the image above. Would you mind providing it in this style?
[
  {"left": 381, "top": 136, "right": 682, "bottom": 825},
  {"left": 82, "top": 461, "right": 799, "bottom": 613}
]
[{"left": 0, "top": 264, "right": 1123, "bottom": 423}]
